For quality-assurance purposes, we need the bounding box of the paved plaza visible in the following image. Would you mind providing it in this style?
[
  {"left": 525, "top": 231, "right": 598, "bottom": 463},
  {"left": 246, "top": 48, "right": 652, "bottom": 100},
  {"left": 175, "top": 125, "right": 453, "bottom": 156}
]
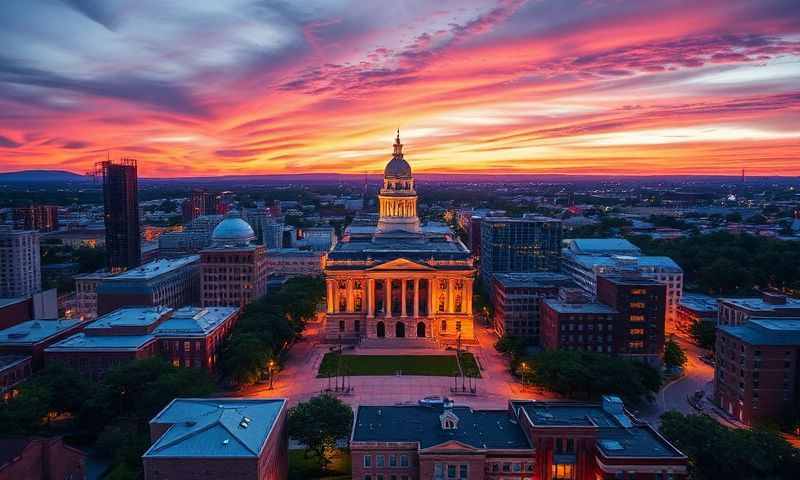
[{"left": 243, "top": 317, "right": 554, "bottom": 408}]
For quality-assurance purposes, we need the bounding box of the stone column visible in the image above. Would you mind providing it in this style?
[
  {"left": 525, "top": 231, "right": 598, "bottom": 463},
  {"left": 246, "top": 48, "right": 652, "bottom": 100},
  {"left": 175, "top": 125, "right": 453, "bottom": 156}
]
[
  {"left": 448, "top": 278, "right": 455, "bottom": 313},
  {"left": 429, "top": 278, "right": 436, "bottom": 316},
  {"left": 401, "top": 279, "right": 407, "bottom": 317},
  {"left": 385, "top": 278, "right": 391, "bottom": 318},
  {"left": 413, "top": 278, "right": 420, "bottom": 317},
  {"left": 346, "top": 279, "right": 353, "bottom": 313},
  {"left": 466, "top": 278, "right": 473, "bottom": 314},
  {"left": 326, "top": 279, "right": 334, "bottom": 313},
  {"left": 367, "top": 278, "right": 374, "bottom": 318}
]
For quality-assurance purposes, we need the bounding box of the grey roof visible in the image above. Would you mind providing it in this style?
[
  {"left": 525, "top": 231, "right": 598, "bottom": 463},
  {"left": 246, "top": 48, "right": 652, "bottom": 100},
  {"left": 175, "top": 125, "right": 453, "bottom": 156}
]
[
  {"left": 45, "top": 332, "right": 156, "bottom": 352},
  {"left": 493, "top": 272, "right": 574, "bottom": 289},
  {"left": 571, "top": 254, "right": 681, "bottom": 272},
  {"left": 567, "top": 238, "right": 641, "bottom": 254},
  {"left": 352, "top": 405, "right": 531, "bottom": 450},
  {"left": 0, "top": 354, "right": 30, "bottom": 371},
  {"left": 211, "top": 213, "right": 256, "bottom": 246},
  {"left": 154, "top": 307, "right": 238, "bottom": 336},
  {"left": 144, "top": 398, "right": 286, "bottom": 458},
  {"left": 384, "top": 156, "right": 412, "bottom": 178},
  {"left": 717, "top": 296, "right": 800, "bottom": 312},
  {"left": 516, "top": 402, "right": 684, "bottom": 459},
  {"left": 107, "top": 256, "right": 199, "bottom": 281},
  {"left": 87, "top": 307, "right": 170, "bottom": 330},
  {"left": 679, "top": 293, "right": 719, "bottom": 313},
  {"left": 0, "top": 320, "right": 82, "bottom": 346},
  {"left": 719, "top": 318, "right": 800, "bottom": 346},
  {"left": 328, "top": 235, "right": 470, "bottom": 263},
  {"left": 542, "top": 299, "right": 618, "bottom": 315}
]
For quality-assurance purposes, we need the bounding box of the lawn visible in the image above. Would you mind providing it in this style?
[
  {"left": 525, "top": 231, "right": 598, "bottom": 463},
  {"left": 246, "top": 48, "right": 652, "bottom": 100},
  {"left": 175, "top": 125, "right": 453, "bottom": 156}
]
[
  {"left": 289, "top": 448, "right": 351, "bottom": 480},
  {"left": 317, "top": 353, "right": 481, "bottom": 378}
]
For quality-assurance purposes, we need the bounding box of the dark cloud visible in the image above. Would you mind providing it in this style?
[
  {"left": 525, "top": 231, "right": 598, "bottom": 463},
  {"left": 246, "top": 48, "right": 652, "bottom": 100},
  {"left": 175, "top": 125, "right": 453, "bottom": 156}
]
[
  {"left": 0, "top": 135, "right": 21, "bottom": 148},
  {"left": 60, "top": 0, "right": 121, "bottom": 31}
]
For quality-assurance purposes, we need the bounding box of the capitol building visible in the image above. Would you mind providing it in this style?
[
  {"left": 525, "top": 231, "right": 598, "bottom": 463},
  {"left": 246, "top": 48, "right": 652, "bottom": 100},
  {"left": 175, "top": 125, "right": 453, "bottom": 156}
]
[{"left": 323, "top": 132, "right": 475, "bottom": 344}]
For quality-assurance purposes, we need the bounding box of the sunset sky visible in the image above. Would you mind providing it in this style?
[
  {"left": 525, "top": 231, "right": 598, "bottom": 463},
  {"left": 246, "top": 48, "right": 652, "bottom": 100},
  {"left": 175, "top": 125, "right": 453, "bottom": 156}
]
[{"left": 1, "top": 0, "right": 798, "bottom": 177}]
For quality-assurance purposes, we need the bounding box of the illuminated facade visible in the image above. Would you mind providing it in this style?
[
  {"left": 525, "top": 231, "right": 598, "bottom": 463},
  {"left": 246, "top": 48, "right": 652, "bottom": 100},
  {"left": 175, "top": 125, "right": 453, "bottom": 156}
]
[{"left": 324, "top": 132, "right": 475, "bottom": 343}]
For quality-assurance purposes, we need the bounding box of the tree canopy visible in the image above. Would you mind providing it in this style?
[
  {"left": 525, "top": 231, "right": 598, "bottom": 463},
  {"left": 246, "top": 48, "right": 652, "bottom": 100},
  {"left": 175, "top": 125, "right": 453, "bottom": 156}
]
[
  {"left": 288, "top": 394, "right": 353, "bottom": 469},
  {"left": 663, "top": 338, "right": 687, "bottom": 369}
]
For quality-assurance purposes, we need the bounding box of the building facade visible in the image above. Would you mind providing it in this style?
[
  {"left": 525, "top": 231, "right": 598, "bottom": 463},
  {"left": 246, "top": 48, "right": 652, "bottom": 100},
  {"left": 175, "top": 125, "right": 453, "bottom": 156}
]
[
  {"left": 717, "top": 293, "right": 800, "bottom": 326},
  {"left": 676, "top": 293, "right": 718, "bottom": 334},
  {"left": 12, "top": 205, "right": 59, "bottom": 232},
  {"left": 324, "top": 133, "right": 476, "bottom": 344},
  {"left": 351, "top": 396, "right": 687, "bottom": 480},
  {"left": 491, "top": 273, "right": 575, "bottom": 343},
  {"left": 73, "top": 271, "right": 115, "bottom": 320},
  {"left": 101, "top": 159, "right": 141, "bottom": 271},
  {"left": 0, "top": 319, "right": 84, "bottom": 369},
  {"left": 0, "top": 437, "right": 86, "bottom": 480},
  {"left": 714, "top": 318, "right": 800, "bottom": 426},
  {"left": 0, "top": 226, "right": 41, "bottom": 298},
  {"left": 143, "top": 398, "right": 288, "bottom": 480},
  {"left": 596, "top": 275, "right": 666, "bottom": 366},
  {"left": 479, "top": 216, "right": 562, "bottom": 287},
  {"left": 0, "top": 355, "right": 31, "bottom": 401},
  {"left": 266, "top": 248, "right": 325, "bottom": 278},
  {"left": 95, "top": 255, "right": 200, "bottom": 316},
  {"left": 200, "top": 212, "right": 268, "bottom": 308},
  {"left": 541, "top": 293, "right": 620, "bottom": 354}
]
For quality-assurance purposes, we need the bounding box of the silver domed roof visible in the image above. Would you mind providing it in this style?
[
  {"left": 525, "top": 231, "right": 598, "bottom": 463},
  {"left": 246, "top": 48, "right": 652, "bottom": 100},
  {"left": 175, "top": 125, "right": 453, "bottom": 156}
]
[
  {"left": 211, "top": 212, "right": 255, "bottom": 246},
  {"left": 384, "top": 156, "right": 412, "bottom": 178}
]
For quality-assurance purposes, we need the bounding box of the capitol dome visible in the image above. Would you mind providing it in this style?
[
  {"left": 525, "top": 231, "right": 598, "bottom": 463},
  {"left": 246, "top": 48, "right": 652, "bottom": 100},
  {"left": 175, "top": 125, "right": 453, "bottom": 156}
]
[
  {"left": 384, "top": 156, "right": 412, "bottom": 179},
  {"left": 211, "top": 211, "right": 256, "bottom": 246}
]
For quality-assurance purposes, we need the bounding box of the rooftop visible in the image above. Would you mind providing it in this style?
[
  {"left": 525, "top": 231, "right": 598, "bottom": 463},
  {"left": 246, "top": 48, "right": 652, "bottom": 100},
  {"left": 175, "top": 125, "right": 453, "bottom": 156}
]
[
  {"left": 45, "top": 332, "right": 156, "bottom": 352},
  {"left": 571, "top": 254, "right": 681, "bottom": 272},
  {"left": 679, "top": 293, "right": 719, "bottom": 313},
  {"left": 543, "top": 299, "right": 618, "bottom": 315},
  {"left": 144, "top": 398, "right": 286, "bottom": 458},
  {"left": 567, "top": 238, "right": 641, "bottom": 255},
  {"left": 718, "top": 296, "right": 800, "bottom": 312},
  {"left": 329, "top": 234, "right": 470, "bottom": 263},
  {"left": 598, "top": 274, "right": 666, "bottom": 286},
  {"left": 108, "top": 255, "right": 199, "bottom": 281},
  {"left": 154, "top": 307, "right": 238, "bottom": 336},
  {"left": 0, "top": 320, "right": 82, "bottom": 346},
  {"left": 0, "top": 354, "right": 30, "bottom": 371},
  {"left": 482, "top": 215, "right": 561, "bottom": 224},
  {"left": 719, "top": 318, "right": 800, "bottom": 346},
  {"left": 493, "top": 272, "right": 574, "bottom": 288},
  {"left": 353, "top": 405, "right": 530, "bottom": 450},
  {"left": 87, "top": 307, "right": 171, "bottom": 330},
  {"left": 516, "top": 401, "right": 684, "bottom": 459}
]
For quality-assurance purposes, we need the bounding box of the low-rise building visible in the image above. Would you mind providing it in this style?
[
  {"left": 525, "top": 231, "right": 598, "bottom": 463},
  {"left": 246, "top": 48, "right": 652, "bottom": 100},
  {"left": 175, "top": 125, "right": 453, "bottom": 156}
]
[
  {"left": 717, "top": 293, "right": 800, "bottom": 326},
  {"left": 142, "top": 398, "right": 288, "bottom": 480},
  {"left": 491, "top": 272, "right": 575, "bottom": 343},
  {"left": 0, "top": 319, "right": 84, "bottom": 369},
  {"left": 351, "top": 396, "right": 687, "bottom": 480},
  {"left": 73, "top": 270, "right": 115, "bottom": 320},
  {"left": 45, "top": 306, "right": 239, "bottom": 379},
  {"left": 95, "top": 255, "right": 200, "bottom": 316},
  {"left": 714, "top": 318, "right": 800, "bottom": 426},
  {"left": 0, "top": 355, "right": 31, "bottom": 401},
  {"left": 676, "top": 293, "right": 718, "bottom": 333},
  {"left": 0, "top": 437, "right": 86, "bottom": 480},
  {"left": 266, "top": 248, "right": 325, "bottom": 278},
  {"left": 541, "top": 295, "right": 620, "bottom": 354}
]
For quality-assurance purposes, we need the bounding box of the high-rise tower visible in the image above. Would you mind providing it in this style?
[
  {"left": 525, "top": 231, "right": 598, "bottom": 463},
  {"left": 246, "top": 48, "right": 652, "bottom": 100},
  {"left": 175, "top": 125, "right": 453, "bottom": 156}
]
[{"left": 101, "top": 158, "right": 141, "bottom": 272}]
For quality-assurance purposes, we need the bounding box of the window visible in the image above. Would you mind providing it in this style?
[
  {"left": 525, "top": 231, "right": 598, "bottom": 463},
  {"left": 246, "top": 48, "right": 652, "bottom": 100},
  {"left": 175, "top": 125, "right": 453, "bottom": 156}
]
[
  {"left": 389, "top": 455, "right": 397, "bottom": 467},
  {"left": 630, "top": 302, "right": 645, "bottom": 308},
  {"left": 184, "top": 341, "right": 191, "bottom": 352},
  {"left": 630, "top": 315, "right": 645, "bottom": 322},
  {"left": 552, "top": 463, "right": 575, "bottom": 480},
  {"left": 455, "top": 321, "right": 462, "bottom": 332},
  {"left": 364, "top": 455, "right": 372, "bottom": 468},
  {"left": 434, "top": 464, "right": 444, "bottom": 480},
  {"left": 339, "top": 320, "right": 346, "bottom": 332},
  {"left": 459, "top": 464, "right": 468, "bottom": 478},
  {"left": 441, "top": 320, "right": 447, "bottom": 332},
  {"left": 400, "top": 455, "right": 408, "bottom": 467},
  {"left": 447, "top": 465, "right": 456, "bottom": 478},
  {"left": 376, "top": 455, "right": 385, "bottom": 467}
]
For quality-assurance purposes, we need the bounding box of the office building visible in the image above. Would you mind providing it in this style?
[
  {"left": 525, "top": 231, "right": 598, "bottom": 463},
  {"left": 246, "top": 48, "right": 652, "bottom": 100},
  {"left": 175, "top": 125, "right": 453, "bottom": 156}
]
[
  {"left": 262, "top": 218, "right": 284, "bottom": 249},
  {"left": 101, "top": 159, "right": 141, "bottom": 271},
  {"left": 717, "top": 293, "right": 800, "bottom": 326},
  {"left": 95, "top": 255, "right": 200, "bottom": 316},
  {"left": 479, "top": 216, "right": 562, "bottom": 287},
  {"left": 200, "top": 212, "right": 267, "bottom": 308},
  {"left": 12, "top": 205, "right": 59, "bottom": 232},
  {"left": 142, "top": 398, "right": 288, "bottom": 480},
  {"left": 597, "top": 275, "right": 666, "bottom": 366},
  {"left": 0, "top": 319, "right": 84, "bottom": 369},
  {"left": 715, "top": 318, "right": 800, "bottom": 426},
  {"left": 300, "top": 226, "right": 337, "bottom": 251},
  {"left": 158, "top": 214, "right": 223, "bottom": 258},
  {"left": 324, "top": 133, "right": 476, "bottom": 344},
  {"left": 0, "top": 226, "right": 41, "bottom": 298},
  {"left": 73, "top": 271, "right": 115, "bottom": 320},
  {"left": 45, "top": 306, "right": 239, "bottom": 378},
  {"left": 491, "top": 272, "right": 575, "bottom": 342},
  {"left": 351, "top": 396, "right": 687, "bottom": 480},
  {"left": 182, "top": 189, "right": 220, "bottom": 222}
]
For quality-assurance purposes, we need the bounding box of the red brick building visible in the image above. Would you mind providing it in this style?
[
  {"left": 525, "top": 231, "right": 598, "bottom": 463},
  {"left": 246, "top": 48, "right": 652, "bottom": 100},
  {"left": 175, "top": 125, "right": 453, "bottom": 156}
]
[
  {"left": 597, "top": 275, "right": 666, "bottom": 366},
  {"left": 491, "top": 273, "right": 575, "bottom": 343},
  {"left": 143, "top": 398, "right": 288, "bottom": 480},
  {"left": 0, "top": 319, "right": 84, "bottom": 369},
  {"left": 12, "top": 205, "right": 59, "bottom": 232},
  {"left": 0, "top": 355, "right": 32, "bottom": 401},
  {"left": 714, "top": 318, "right": 800, "bottom": 426},
  {"left": 541, "top": 295, "right": 619, "bottom": 354},
  {"left": 350, "top": 396, "right": 687, "bottom": 480},
  {"left": 44, "top": 306, "right": 239, "bottom": 378},
  {"left": 0, "top": 436, "right": 86, "bottom": 480},
  {"left": 0, "top": 298, "right": 33, "bottom": 330}
]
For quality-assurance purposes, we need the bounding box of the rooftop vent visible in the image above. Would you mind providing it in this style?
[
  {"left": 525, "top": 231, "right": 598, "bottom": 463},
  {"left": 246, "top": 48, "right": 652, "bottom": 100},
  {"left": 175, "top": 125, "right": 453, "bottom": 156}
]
[{"left": 222, "top": 439, "right": 230, "bottom": 446}]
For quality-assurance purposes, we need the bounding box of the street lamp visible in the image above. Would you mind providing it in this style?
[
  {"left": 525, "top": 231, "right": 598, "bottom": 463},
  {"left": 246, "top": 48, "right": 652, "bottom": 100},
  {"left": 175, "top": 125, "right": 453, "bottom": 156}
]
[
  {"left": 520, "top": 362, "right": 528, "bottom": 390},
  {"left": 268, "top": 360, "right": 276, "bottom": 390}
]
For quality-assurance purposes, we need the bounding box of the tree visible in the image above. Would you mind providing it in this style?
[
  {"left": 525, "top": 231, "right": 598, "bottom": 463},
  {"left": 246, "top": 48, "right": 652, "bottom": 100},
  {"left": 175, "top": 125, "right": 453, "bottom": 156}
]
[
  {"left": 663, "top": 339, "right": 687, "bottom": 369},
  {"left": 659, "top": 412, "right": 800, "bottom": 480},
  {"left": 689, "top": 320, "right": 716, "bottom": 350},
  {"left": 495, "top": 335, "right": 526, "bottom": 359},
  {"left": 288, "top": 394, "right": 353, "bottom": 470}
]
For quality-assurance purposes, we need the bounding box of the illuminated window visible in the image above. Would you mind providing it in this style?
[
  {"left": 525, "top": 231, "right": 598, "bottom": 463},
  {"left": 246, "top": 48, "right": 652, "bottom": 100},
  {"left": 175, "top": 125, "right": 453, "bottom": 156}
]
[
  {"left": 552, "top": 463, "right": 575, "bottom": 480},
  {"left": 630, "top": 315, "right": 645, "bottom": 322},
  {"left": 629, "top": 302, "right": 645, "bottom": 308},
  {"left": 631, "top": 289, "right": 647, "bottom": 295},
  {"left": 629, "top": 328, "right": 645, "bottom": 335}
]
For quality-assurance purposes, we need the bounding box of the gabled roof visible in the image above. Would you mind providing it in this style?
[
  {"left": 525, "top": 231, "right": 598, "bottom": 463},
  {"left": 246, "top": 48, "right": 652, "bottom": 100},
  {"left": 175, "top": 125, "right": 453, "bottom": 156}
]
[
  {"left": 144, "top": 398, "right": 286, "bottom": 459},
  {"left": 366, "top": 258, "right": 436, "bottom": 272}
]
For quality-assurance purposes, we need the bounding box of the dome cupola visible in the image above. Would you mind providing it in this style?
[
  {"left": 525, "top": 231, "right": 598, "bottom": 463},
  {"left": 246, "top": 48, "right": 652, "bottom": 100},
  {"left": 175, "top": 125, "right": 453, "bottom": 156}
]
[
  {"left": 383, "top": 130, "right": 412, "bottom": 179},
  {"left": 211, "top": 210, "right": 256, "bottom": 246}
]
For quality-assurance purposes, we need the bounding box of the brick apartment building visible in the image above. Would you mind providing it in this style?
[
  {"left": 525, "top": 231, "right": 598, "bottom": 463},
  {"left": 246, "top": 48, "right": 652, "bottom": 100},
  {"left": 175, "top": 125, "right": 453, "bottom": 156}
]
[
  {"left": 142, "top": 398, "right": 288, "bottom": 480},
  {"left": 351, "top": 396, "right": 687, "bottom": 480},
  {"left": 0, "top": 436, "right": 86, "bottom": 480},
  {"left": 717, "top": 293, "right": 800, "bottom": 326},
  {"left": 0, "top": 355, "right": 31, "bottom": 401},
  {"left": 0, "top": 319, "right": 84, "bottom": 369},
  {"left": 12, "top": 205, "right": 59, "bottom": 232},
  {"left": 675, "top": 293, "right": 718, "bottom": 334},
  {"left": 491, "top": 273, "right": 575, "bottom": 343},
  {"left": 597, "top": 275, "right": 666, "bottom": 366},
  {"left": 45, "top": 306, "right": 239, "bottom": 378},
  {"left": 95, "top": 255, "right": 200, "bottom": 316},
  {"left": 541, "top": 292, "right": 620, "bottom": 354},
  {"left": 714, "top": 318, "right": 800, "bottom": 426}
]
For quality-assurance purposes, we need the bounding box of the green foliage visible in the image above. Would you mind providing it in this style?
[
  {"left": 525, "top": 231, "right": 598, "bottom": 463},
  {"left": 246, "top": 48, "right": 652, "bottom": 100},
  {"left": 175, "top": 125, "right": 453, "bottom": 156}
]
[
  {"left": 689, "top": 320, "right": 716, "bottom": 350},
  {"left": 659, "top": 412, "right": 800, "bottom": 480},
  {"left": 288, "top": 394, "right": 354, "bottom": 470},
  {"left": 524, "top": 350, "right": 662, "bottom": 404},
  {"left": 663, "top": 338, "right": 688, "bottom": 369},
  {"left": 494, "top": 334, "right": 527, "bottom": 360},
  {"left": 219, "top": 276, "right": 324, "bottom": 386},
  {"left": 630, "top": 232, "right": 800, "bottom": 295},
  {"left": 288, "top": 448, "right": 352, "bottom": 480}
]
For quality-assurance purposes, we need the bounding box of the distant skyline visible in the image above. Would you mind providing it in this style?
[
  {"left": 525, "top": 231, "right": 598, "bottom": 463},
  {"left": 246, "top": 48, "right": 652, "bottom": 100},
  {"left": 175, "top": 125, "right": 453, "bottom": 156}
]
[{"left": 0, "top": 0, "right": 798, "bottom": 177}]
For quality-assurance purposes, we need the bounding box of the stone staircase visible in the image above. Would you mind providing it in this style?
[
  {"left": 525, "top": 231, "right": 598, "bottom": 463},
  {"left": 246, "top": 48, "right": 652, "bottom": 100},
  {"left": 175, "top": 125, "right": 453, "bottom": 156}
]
[{"left": 359, "top": 337, "right": 438, "bottom": 349}]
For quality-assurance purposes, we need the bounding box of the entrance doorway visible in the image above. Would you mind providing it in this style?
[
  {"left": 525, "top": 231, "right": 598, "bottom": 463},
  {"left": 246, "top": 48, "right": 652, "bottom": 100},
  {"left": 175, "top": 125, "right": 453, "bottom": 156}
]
[
  {"left": 377, "top": 321, "right": 385, "bottom": 338},
  {"left": 395, "top": 322, "right": 406, "bottom": 338},
  {"left": 417, "top": 322, "right": 426, "bottom": 338}
]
